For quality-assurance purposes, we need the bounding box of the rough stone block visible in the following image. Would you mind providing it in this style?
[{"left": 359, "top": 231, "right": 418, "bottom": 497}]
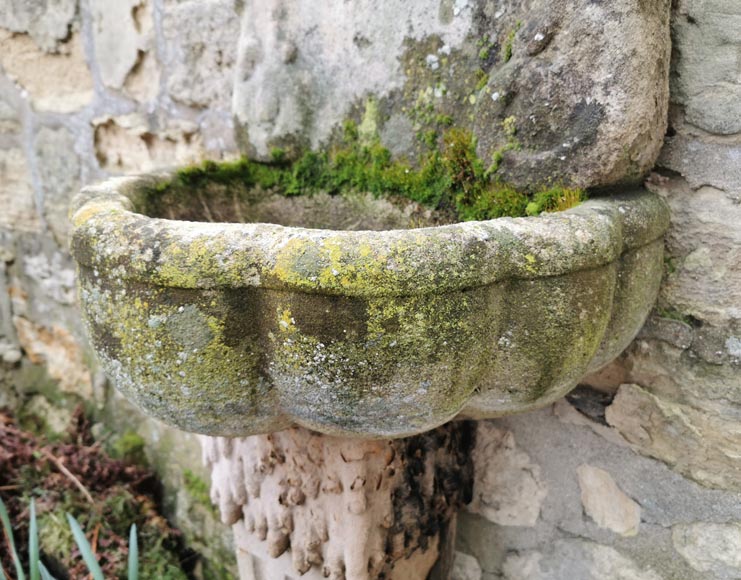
[
  {"left": 163, "top": 0, "right": 239, "bottom": 109},
  {"left": 92, "top": 114, "right": 205, "bottom": 173},
  {"left": 89, "top": 0, "right": 159, "bottom": 99},
  {"left": 577, "top": 464, "right": 641, "bottom": 537},
  {"left": 0, "top": 147, "right": 40, "bottom": 233},
  {"left": 13, "top": 316, "right": 92, "bottom": 397},
  {"left": 467, "top": 422, "right": 547, "bottom": 527},
  {"left": 0, "top": 31, "right": 93, "bottom": 113},
  {"left": 34, "top": 126, "right": 80, "bottom": 246},
  {"left": 233, "top": 0, "right": 671, "bottom": 191},
  {"left": 673, "top": 522, "right": 741, "bottom": 578},
  {"left": 0, "top": 0, "right": 77, "bottom": 53},
  {"left": 606, "top": 384, "right": 741, "bottom": 491}
]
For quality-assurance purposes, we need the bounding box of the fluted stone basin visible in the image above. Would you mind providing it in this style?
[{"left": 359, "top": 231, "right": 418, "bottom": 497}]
[{"left": 70, "top": 173, "right": 669, "bottom": 438}]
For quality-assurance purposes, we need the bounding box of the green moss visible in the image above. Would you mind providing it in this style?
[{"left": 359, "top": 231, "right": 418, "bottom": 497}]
[
  {"left": 108, "top": 430, "right": 148, "bottom": 465},
  {"left": 475, "top": 70, "right": 489, "bottom": 91},
  {"left": 502, "top": 21, "right": 522, "bottom": 63},
  {"left": 183, "top": 469, "right": 217, "bottom": 516},
  {"left": 525, "top": 186, "right": 586, "bottom": 216},
  {"left": 656, "top": 306, "right": 693, "bottom": 325},
  {"left": 144, "top": 120, "right": 585, "bottom": 222}
]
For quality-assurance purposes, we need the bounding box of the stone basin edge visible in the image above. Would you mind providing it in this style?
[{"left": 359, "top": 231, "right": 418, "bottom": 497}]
[{"left": 70, "top": 172, "right": 670, "bottom": 298}]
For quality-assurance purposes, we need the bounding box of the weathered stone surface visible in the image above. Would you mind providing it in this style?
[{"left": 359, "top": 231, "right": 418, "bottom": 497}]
[
  {"left": 671, "top": 0, "right": 741, "bottom": 136},
  {"left": 233, "top": 0, "right": 671, "bottom": 191},
  {"left": 531, "top": 540, "right": 663, "bottom": 580},
  {"left": 649, "top": 179, "right": 741, "bottom": 325},
  {"left": 577, "top": 464, "right": 641, "bottom": 537},
  {"left": 452, "top": 551, "right": 483, "bottom": 580},
  {"left": 606, "top": 384, "right": 741, "bottom": 491},
  {"left": 34, "top": 126, "right": 80, "bottom": 246},
  {"left": 89, "top": 0, "right": 157, "bottom": 94},
  {"left": 70, "top": 179, "right": 668, "bottom": 437},
  {"left": 92, "top": 114, "right": 204, "bottom": 173},
  {"left": 204, "top": 423, "right": 473, "bottom": 579},
  {"left": 673, "top": 522, "right": 741, "bottom": 579},
  {"left": 0, "top": 0, "right": 77, "bottom": 53},
  {"left": 468, "top": 422, "right": 547, "bottom": 527},
  {"left": 638, "top": 314, "right": 693, "bottom": 351},
  {"left": 13, "top": 316, "right": 92, "bottom": 397},
  {"left": 659, "top": 136, "right": 741, "bottom": 195},
  {"left": 0, "top": 94, "right": 21, "bottom": 133},
  {"left": 502, "top": 552, "right": 545, "bottom": 580},
  {"left": 163, "top": 0, "right": 239, "bottom": 109},
  {"left": 123, "top": 49, "right": 159, "bottom": 103},
  {"left": 0, "top": 148, "right": 40, "bottom": 233},
  {"left": 493, "top": 542, "right": 667, "bottom": 579},
  {"left": 21, "top": 248, "right": 76, "bottom": 306},
  {"left": 0, "top": 31, "right": 93, "bottom": 112}
]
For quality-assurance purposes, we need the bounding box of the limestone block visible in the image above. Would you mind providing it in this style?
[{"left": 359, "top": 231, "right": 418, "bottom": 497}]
[
  {"left": 89, "top": 0, "right": 159, "bottom": 99},
  {"left": 502, "top": 553, "right": 545, "bottom": 580},
  {"left": 673, "top": 522, "right": 741, "bottom": 578},
  {"left": 13, "top": 316, "right": 92, "bottom": 397},
  {"left": 606, "top": 384, "right": 741, "bottom": 492},
  {"left": 452, "top": 552, "right": 483, "bottom": 580},
  {"left": 163, "top": 0, "right": 239, "bottom": 109},
  {"left": 0, "top": 31, "right": 93, "bottom": 113},
  {"left": 21, "top": 249, "right": 76, "bottom": 306},
  {"left": 34, "top": 126, "right": 80, "bottom": 246},
  {"left": 0, "top": 0, "right": 77, "bottom": 53},
  {"left": 0, "top": 148, "right": 40, "bottom": 233},
  {"left": 576, "top": 464, "right": 641, "bottom": 537},
  {"left": 233, "top": 0, "right": 671, "bottom": 191},
  {"left": 467, "top": 422, "right": 547, "bottom": 527},
  {"left": 671, "top": 0, "right": 741, "bottom": 135},
  {"left": 92, "top": 114, "right": 205, "bottom": 173},
  {"left": 649, "top": 179, "right": 741, "bottom": 325}
]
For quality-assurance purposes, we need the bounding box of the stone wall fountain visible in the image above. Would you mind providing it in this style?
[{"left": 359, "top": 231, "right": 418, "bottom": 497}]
[{"left": 70, "top": 1, "right": 672, "bottom": 578}]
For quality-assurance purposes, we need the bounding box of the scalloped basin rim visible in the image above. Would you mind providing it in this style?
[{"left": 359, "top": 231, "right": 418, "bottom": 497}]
[
  {"left": 71, "top": 171, "right": 670, "bottom": 438},
  {"left": 70, "top": 172, "right": 670, "bottom": 298}
]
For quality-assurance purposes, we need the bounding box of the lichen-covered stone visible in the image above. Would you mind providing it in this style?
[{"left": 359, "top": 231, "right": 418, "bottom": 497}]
[
  {"left": 70, "top": 177, "right": 668, "bottom": 438},
  {"left": 233, "top": 0, "right": 671, "bottom": 191}
]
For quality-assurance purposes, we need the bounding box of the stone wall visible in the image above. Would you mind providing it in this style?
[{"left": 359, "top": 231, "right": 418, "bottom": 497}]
[
  {"left": 1, "top": 1, "right": 740, "bottom": 580},
  {"left": 454, "top": 1, "right": 741, "bottom": 578},
  {"left": 0, "top": 0, "right": 240, "bottom": 576}
]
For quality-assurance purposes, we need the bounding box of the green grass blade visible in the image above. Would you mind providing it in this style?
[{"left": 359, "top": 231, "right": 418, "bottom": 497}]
[
  {"left": 0, "top": 497, "right": 25, "bottom": 580},
  {"left": 65, "top": 514, "right": 104, "bottom": 580},
  {"left": 127, "top": 524, "right": 138, "bottom": 580},
  {"left": 29, "top": 500, "right": 39, "bottom": 580},
  {"left": 38, "top": 562, "right": 56, "bottom": 580}
]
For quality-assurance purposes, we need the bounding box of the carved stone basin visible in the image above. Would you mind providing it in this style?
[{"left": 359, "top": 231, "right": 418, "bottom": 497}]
[{"left": 70, "top": 175, "right": 669, "bottom": 439}]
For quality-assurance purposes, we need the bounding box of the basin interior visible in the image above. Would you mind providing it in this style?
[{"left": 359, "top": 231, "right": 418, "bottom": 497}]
[{"left": 135, "top": 174, "right": 456, "bottom": 231}]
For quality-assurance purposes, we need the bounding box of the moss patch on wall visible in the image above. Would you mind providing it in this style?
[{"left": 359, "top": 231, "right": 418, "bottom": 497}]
[{"left": 141, "top": 123, "right": 584, "bottom": 223}]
